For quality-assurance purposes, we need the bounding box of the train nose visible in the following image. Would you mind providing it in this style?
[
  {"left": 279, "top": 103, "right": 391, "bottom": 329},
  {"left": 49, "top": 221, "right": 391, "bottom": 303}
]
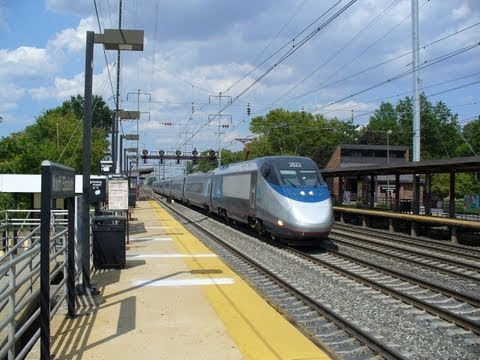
[{"left": 288, "top": 199, "right": 333, "bottom": 230}]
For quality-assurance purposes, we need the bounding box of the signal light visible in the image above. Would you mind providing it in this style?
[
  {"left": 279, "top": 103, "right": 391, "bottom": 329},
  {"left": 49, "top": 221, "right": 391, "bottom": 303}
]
[
  {"left": 192, "top": 148, "right": 198, "bottom": 165},
  {"left": 247, "top": 103, "right": 251, "bottom": 116},
  {"left": 222, "top": 124, "right": 229, "bottom": 128},
  {"left": 175, "top": 149, "right": 182, "bottom": 164},
  {"left": 301, "top": 106, "right": 305, "bottom": 118}
]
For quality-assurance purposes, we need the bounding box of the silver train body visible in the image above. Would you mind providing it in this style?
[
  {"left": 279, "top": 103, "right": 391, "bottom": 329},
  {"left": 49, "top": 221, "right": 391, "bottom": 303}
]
[{"left": 152, "top": 156, "right": 333, "bottom": 243}]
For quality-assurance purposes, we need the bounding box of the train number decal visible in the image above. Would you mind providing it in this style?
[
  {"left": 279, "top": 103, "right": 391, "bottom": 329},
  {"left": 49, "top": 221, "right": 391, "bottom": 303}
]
[{"left": 289, "top": 162, "right": 302, "bottom": 168}]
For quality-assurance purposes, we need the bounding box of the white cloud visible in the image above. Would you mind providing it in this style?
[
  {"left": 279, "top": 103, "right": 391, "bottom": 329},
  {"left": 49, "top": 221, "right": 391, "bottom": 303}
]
[
  {"left": 48, "top": 17, "right": 97, "bottom": 54},
  {"left": 451, "top": 3, "right": 471, "bottom": 20},
  {"left": 0, "top": 83, "right": 24, "bottom": 113},
  {"left": 0, "top": 46, "right": 58, "bottom": 79}
]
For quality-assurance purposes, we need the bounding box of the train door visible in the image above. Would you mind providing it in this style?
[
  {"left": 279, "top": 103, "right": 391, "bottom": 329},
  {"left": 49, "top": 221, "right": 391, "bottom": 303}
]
[
  {"left": 206, "top": 176, "right": 213, "bottom": 211},
  {"left": 249, "top": 171, "right": 257, "bottom": 213}
]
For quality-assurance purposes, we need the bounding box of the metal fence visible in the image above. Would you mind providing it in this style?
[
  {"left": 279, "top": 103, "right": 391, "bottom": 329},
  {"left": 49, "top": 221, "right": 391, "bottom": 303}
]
[{"left": 0, "top": 209, "right": 70, "bottom": 359}]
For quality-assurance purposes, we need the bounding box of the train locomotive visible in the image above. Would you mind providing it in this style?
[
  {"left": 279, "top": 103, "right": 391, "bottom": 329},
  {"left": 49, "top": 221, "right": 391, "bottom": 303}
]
[{"left": 152, "top": 156, "right": 333, "bottom": 244}]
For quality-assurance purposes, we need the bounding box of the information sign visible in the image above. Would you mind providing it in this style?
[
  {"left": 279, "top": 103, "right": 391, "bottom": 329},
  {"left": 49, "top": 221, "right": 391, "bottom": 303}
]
[{"left": 108, "top": 179, "right": 129, "bottom": 210}]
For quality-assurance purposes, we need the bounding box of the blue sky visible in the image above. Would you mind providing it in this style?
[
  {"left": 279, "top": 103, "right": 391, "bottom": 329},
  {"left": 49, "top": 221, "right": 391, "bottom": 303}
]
[{"left": 1, "top": 0, "right": 479, "bottom": 174}]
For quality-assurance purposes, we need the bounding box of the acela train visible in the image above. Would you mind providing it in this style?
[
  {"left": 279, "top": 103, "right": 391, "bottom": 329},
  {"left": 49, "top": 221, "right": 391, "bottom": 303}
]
[{"left": 152, "top": 156, "right": 334, "bottom": 243}]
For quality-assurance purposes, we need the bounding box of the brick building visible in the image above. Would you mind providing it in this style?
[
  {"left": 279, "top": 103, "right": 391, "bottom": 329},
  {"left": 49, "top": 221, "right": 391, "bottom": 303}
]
[{"left": 324, "top": 144, "right": 413, "bottom": 206}]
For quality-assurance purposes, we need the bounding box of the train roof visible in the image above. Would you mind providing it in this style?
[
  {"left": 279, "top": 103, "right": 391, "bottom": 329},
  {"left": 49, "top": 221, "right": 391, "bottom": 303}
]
[{"left": 213, "top": 156, "right": 318, "bottom": 175}]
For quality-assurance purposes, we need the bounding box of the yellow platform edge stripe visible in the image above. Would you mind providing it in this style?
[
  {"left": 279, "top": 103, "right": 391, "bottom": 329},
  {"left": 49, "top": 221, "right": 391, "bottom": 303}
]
[{"left": 148, "top": 200, "right": 331, "bottom": 360}]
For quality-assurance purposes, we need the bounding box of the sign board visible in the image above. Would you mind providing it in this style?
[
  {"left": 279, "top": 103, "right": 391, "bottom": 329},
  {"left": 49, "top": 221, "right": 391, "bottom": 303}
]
[
  {"left": 90, "top": 177, "right": 107, "bottom": 203},
  {"left": 42, "top": 161, "right": 75, "bottom": 199},
  {"left": 100, "top": 160, "right": 114, "bottom": 175},
  {"left": 108, "top": 179, "right": 129, "bottom": 210}
]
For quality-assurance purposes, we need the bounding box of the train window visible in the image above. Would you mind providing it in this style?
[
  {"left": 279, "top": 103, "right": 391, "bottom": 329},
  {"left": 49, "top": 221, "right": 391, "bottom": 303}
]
[
  {"left": 261, "top": 164, "right": 280, "bottom": 185},
  {"left": 279, "top": 169, "right": 324, "bottom": 187},
  {"left": 279, "top": 170, "right": 301, "bottom": 186},
  {"left": 300, "top": 170, "right": 324, "bottom": 186}
]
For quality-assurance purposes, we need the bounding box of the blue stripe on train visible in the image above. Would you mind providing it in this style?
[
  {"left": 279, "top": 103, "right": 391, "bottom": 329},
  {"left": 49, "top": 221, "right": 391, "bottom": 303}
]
[{"left": 269, "top": 184, "right": 331, "bottom": 203}]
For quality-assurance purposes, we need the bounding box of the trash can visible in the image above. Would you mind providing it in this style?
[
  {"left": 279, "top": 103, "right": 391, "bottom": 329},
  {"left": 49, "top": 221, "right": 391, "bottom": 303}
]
[
  {"left": 92, "top": 215, "right": 126, "bottom": 269},
  {"left": 128, "top": 192, "right": 136, "bottom": 208},
  {"left": 399, "top": 200, "right": 412, "bottom": 213}
]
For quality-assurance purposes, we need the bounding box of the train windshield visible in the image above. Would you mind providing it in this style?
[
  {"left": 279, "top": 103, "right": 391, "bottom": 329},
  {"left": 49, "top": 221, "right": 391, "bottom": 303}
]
[{"left": 279, "top": 169, "right": 324, "bottom": 187}]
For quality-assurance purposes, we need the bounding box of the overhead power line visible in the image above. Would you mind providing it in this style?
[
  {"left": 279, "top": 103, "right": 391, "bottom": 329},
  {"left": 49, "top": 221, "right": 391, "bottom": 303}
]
[
  {"left": 182, "top": 0, "right": 358, "bottom": 148},
  {"left": 315, "top": 41, "right": 480, "bottom": 113}
]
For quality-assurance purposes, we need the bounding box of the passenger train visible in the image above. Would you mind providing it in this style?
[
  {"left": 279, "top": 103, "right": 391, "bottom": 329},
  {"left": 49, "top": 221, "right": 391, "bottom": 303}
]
[{"left": 152, "top": 156, "right": 333, "bottom": 244}]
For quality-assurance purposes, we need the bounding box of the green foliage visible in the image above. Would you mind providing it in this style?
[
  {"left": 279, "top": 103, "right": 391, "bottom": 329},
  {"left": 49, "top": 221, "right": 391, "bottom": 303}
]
[
  {"left": 459, "top": 116, "right": 480, "bottom": 156},
  {"left": 0, "top": 95, "right": 110, "bottom": 175},
  {"left": 55, "top": 94, "right": 113, "bottom": 130},
  {"left": 431, "top": 172, "right": 479, "bottom": 199},
  {"left": 186, "top": 149, "right": 244, "bottom": 174},
  {"left": 248, "top": 108, "right": 357, "bottom": 167}
]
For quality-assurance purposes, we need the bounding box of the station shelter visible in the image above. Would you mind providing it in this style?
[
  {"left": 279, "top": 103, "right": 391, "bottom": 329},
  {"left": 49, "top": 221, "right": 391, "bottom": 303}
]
[{"left": 324, "top": 144, "right": 413, "bottom": 207}]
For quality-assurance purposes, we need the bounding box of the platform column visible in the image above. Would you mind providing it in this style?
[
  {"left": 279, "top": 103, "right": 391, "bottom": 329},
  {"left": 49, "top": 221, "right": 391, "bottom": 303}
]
[
  {"left": 410, "top": 222, "right": 417, "bottom": 237},
  {"left": 389, "top": 218, "right": 394, "bottom": 232},
  {"left": 450, "top": 226, "right": 458, "bottom": 244}
]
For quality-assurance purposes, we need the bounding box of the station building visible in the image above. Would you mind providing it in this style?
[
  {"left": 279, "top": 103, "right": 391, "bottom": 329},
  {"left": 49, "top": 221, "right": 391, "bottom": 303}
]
[{"left": 325, "top": 144, "right": 413, "bottom": 206}]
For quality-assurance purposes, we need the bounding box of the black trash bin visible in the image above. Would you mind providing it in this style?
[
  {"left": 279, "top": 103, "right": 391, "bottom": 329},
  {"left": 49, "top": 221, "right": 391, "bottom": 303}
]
[{"left": 92, "top": 215, "right": 126, "bottom": 269}]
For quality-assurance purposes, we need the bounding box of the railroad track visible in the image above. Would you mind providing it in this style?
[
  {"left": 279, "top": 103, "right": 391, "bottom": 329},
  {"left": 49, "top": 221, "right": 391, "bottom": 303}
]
[
  {"left": 147, "top": 191, "right": 406, "bottom": 360},
  {"left": 286, "top": 246, "right": 480, "bottom": 335},
  {"left": 330, "top": 228, "right": 480, "bottom": 283},
  {"left": 334, "top": 222, "right": 480, "bottom": 262}
]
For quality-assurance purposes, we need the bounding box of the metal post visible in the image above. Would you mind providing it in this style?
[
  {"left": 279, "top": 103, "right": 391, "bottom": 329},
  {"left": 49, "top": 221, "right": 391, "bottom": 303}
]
[
  {"left": 387, "top": 130, "right": 392, "bottom": 209},
  {"left": 218, "top": 92, "right": 222, "bottom": 167},
  {"left": 40, "top": 164, "right": 51, "bottom": 360},
  {"left": 114, "top": 0, "right": 123, "bottom": 174},
  {"left": 67, "top": 196, "right": 76, "bottom": 318},
  {"left": 412, "top": 0, "right": 420, "bottom": 162},
  {"left": 111, "top": 111, "right": 116, "bottom": 169},
  {"left": 119, "top": 135, "right": 124, "bottom": 173},
  {"left": 81, "top": 31, "right": 94, "bottom": 291}
]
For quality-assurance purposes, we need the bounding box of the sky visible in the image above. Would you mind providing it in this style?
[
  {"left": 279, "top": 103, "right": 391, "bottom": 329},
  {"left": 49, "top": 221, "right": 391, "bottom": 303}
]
[{"left": 0, "top": 0, "right": 479, "bottom": 175}]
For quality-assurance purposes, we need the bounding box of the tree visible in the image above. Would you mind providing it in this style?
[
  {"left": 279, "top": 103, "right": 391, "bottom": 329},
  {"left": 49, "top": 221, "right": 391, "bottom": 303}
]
[
  {"left": 248, "top": 108, "right": 357, "bottom": 167},
  {"left": 55, "top": 94, "right": 113, "bottom": 131},
  {"left": 357, "top": 102, "right": 400, "bottom": 145},
  {"left": 0, "top": 99, "right": 110, "bottom": 175},
  {"left": 186, "top": 149, "right": 244, "bottom": 174},
  {"left": 396, "top": 94, "right": 462, "bottom": 160},
  {"left": 457, "top": 116, "right": 480, "bottom": 157}
]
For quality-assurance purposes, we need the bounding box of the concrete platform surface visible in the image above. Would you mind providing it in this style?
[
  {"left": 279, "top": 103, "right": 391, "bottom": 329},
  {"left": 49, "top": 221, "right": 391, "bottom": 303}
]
[{"left": 29, "top": 200, "right": 331, "bottom": 359}]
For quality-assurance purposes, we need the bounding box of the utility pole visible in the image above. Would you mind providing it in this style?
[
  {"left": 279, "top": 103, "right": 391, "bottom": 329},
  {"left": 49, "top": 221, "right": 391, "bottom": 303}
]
[
  {"left": 412, "top": 0, "right": 420, "bottom": 162},
  {"left": 112, "top": 0, "right": 123, "bottom": 173},
  {"left": 209, "top": 92, "right": 232, "bottom": 166},
  {"left": 411, "top": 0, "right": 421, "bottom": 215}
]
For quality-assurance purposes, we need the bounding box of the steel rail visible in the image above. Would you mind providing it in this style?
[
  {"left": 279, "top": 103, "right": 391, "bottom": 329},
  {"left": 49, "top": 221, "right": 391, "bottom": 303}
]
[
  {"left": 286, "top": 246, "right": 480, "bottom": 335},
  {"left": 333, "top": 222, "right": 480, "bottom": 260},
  {"left": 330, "top": 234, "right": 480, "bottom": 284},
  {"left": 323, "top": 243, "right": 480, "bottom": 307},
  {"left": 332, "top": 228, "right": 480, "bottom": 273}
]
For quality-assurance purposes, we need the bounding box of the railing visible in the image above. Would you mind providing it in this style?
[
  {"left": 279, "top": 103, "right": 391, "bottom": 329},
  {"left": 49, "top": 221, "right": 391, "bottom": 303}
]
[{"left": 0, "top": 209, "right": 71, "bottom": 359}]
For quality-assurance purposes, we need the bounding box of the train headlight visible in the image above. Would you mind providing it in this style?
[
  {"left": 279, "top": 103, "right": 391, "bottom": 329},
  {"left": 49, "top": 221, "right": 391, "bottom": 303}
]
[
  {"left": 277, "top": 219, "right": 284, "bottom": 226},
  {"left": 300, "top": 191, "right": 305, "bottom": 196},
  {"left": 309, "top": 190, "right": 314, "bottom": 196}
]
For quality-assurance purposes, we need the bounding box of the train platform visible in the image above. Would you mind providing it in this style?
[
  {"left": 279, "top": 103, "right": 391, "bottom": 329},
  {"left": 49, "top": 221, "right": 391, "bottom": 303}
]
[{"left": 29, "top": 200, "right": 331, "bottom": 359}]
